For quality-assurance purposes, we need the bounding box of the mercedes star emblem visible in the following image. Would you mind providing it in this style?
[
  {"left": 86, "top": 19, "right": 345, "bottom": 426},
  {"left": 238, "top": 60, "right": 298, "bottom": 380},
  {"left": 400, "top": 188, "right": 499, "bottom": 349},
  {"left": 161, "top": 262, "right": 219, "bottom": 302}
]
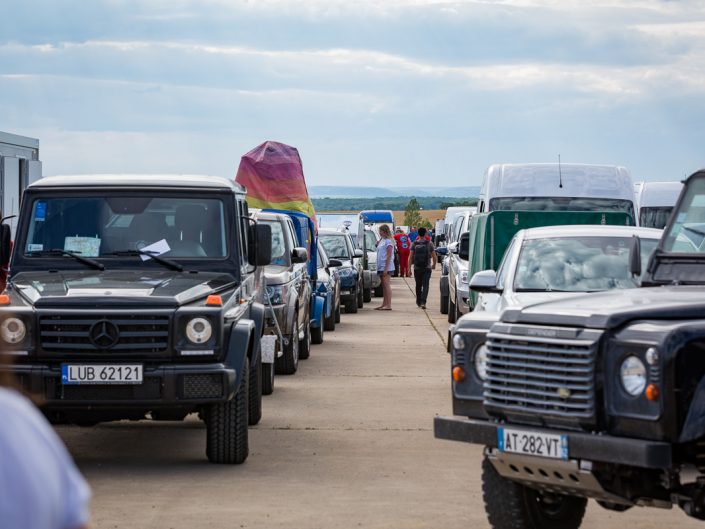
[{"left": 89, "top": 320, "right": 120, "bottom": 349}]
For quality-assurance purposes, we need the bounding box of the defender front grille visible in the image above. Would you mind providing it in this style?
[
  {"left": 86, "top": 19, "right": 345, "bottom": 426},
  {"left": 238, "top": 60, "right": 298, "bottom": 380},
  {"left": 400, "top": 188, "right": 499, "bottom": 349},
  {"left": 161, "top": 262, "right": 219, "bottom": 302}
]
[
  {"left": 484, "top": 325, "right": 601, "bottom": 420},
  {"left": 39, "top": 313, "right": 171, "bottom": 356}
]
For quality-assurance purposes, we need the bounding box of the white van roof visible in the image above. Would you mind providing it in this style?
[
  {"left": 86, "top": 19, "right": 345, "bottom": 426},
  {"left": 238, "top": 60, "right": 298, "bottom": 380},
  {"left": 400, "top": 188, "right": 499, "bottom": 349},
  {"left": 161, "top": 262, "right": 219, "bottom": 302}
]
[
  {"left": 634, "top": 181, "right": 683, "bottom": 208},
  {"left": 482, "top": 163, "right": 634, "bottom": 201},
  {"left": 443, "top": 206, "right": 476, "bottom": 224}
]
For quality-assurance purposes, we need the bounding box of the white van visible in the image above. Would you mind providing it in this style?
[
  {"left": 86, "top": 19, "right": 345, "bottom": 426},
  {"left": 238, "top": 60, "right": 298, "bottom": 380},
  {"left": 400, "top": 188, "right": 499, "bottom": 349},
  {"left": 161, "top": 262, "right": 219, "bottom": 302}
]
[
  {"left": 634, "top": 180, "right": 683, "bottom": 228},
  {"left": 477, "top": 163, "right": 637, "bottom": 223}
]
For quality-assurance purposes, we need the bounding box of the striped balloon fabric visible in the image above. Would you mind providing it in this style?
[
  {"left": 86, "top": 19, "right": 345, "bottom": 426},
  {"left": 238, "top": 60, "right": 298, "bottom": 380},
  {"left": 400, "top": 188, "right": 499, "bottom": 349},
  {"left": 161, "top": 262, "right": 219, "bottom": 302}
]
[{"left": 235, "top": 141, "right": 316, "bottom": 221}]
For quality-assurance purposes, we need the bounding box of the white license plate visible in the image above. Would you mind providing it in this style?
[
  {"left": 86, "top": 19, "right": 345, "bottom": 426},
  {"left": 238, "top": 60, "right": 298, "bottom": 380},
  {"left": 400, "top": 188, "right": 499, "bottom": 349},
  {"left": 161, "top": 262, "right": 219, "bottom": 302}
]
[
  {"left": 61, "top": 364, "right": 143, "bottom": 385},
  {"left": 498, "top": 427, "right": 568, "bottom": 460}
]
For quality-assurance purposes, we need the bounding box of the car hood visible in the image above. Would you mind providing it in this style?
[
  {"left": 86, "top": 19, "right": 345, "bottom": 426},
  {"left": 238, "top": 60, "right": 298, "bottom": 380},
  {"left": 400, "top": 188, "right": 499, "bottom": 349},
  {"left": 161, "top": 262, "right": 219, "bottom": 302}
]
[
  {"left": 502, "top": 285, "right": 705, "bottom": 330},
  {"left": 10, "top": 269, "right": 237, "bottom": 308}
]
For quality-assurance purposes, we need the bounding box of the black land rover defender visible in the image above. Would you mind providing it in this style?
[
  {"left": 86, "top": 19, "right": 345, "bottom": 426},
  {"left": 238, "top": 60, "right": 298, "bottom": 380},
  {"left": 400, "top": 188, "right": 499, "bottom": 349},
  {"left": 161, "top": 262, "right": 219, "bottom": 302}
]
[
  {"left": 436, "top": 169, "right": 705, "bottom": 526},
  {"left": 0, "top": 174, "right": 271, "bottom": 464}
]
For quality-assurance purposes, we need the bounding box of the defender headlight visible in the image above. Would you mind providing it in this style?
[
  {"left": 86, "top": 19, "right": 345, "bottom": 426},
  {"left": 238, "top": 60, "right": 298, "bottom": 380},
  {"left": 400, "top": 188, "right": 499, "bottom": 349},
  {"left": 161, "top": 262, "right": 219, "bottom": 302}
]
[
  {"left": 266, "top": 285, "right": 286, "bottom": 305},
  {"left": 186, "top": 317, "right": 212, "bottom": 344},
  {"left": 620, "top": 355, "right": 647, "bottom": 396},
  {"left": 474, "top": 343, "right": 489, "bottom": 381},
  {"left": 460, "top": 271, "right": 469, "bottom": 284},
  {"left": 452, "top": 333, "right": 466, "bottom": 351},
  {"left": 0, "top": 318, "right": 26, "bottom": 344}
]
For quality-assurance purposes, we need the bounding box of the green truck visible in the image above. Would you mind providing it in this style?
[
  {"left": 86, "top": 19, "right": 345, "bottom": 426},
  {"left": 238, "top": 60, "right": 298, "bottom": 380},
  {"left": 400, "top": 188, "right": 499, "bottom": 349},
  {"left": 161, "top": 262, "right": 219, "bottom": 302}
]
[{"left": 446, "top": 210, "right": 634, "bottom": 313}]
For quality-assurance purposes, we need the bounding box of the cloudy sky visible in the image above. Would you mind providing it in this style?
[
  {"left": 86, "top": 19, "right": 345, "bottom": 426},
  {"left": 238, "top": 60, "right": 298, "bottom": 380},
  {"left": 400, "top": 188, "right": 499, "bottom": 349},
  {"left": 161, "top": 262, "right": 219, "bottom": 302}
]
[{"left": 1, "top": 0, "right": 703, "bottom": 186}]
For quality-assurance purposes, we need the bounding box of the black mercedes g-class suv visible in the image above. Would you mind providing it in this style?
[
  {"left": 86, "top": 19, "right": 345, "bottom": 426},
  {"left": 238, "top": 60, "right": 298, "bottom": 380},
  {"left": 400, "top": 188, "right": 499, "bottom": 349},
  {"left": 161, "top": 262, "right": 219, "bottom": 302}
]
[
  {"left": 436, "top": 169, "right": 705, "bottom": 526},
  {"left": 0, "top": 174, "right": 271, "bottom": 464}
]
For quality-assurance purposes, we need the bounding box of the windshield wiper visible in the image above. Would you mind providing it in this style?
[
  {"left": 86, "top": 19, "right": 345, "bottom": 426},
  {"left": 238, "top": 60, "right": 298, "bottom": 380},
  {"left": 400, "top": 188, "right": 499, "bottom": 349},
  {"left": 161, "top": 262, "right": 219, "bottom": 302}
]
[
  {"left": 26, "top": 249, "right": 105, "bottom": 271},
  {"left": 108, "top": 250, "right": 183, "bottom": 272}
]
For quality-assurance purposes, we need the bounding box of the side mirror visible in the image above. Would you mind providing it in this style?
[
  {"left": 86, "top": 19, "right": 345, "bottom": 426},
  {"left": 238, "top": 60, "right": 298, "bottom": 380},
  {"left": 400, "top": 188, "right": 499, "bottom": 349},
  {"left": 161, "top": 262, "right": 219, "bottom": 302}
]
[
  {"left": 458, "top": 232, "right": 470, "bottom": 261},
  {"left": 436, "top": 246, "right": 448, "bottom": 256},
  {"left": 248, "top": 223, "right": 272, "bottom": 266},
  {"left": 629, "top": 235, "right": 642, "bottom": 278},
  {"left": 469, "top": 270, "right": 500, "bottom": 293},
  {"left": 0, "top": 224, "right": 11, "bottom": 266},
  {"left": 448, "top": 242, "right": 459, "bottom": 254},
  {"left": 437, "top": 234, "right": 446, "bottom": 243},
  {"left": 354, "top": 248, "right": 364, "bottom": 258},
  {"left": 292, "top": 247, "right": 308, "bottom": 264},
  {"left": 328, "top": 258, "right": 343, "bottom": 268}
]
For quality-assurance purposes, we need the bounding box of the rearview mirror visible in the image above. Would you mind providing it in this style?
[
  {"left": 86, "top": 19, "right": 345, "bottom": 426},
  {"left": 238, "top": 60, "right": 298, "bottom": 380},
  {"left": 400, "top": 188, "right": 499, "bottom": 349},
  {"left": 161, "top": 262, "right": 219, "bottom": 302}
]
[
  {"left": 469, "top": 270, "right": 500, "bottom": 293},
  {"left": 249, "top": 223, "right": 272, "bottom": 266},
  {"left": 448, "top": 242, "right": 459, "bottom": 254},
  {"left": 629, "top": 235, "right": 641, "bottom": 278},
  {"left": 328, "top": 258, "right": 343, "bottom": 267},
  {"left": 354, "top": 248, "right": 364, "bottom": 258},
  {"left": 292, "top": 247, "right": 308, "bottom": 264},
  {"left": 458, "top": 232, "right": 470, "bottom": 261}
]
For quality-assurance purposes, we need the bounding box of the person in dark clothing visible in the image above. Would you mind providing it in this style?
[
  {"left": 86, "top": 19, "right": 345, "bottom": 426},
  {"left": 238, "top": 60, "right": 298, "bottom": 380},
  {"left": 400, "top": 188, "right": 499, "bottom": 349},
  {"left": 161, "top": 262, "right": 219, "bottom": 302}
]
[{"left": 408, "top": 227, "right": 437, "bottom": 309}]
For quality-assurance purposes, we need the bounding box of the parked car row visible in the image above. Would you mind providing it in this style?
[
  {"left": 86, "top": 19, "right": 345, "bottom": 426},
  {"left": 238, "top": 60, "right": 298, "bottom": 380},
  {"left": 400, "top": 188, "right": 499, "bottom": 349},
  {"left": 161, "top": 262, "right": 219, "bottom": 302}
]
[{"left": 435, "top": 162, "right": 703, "bottom": 526}]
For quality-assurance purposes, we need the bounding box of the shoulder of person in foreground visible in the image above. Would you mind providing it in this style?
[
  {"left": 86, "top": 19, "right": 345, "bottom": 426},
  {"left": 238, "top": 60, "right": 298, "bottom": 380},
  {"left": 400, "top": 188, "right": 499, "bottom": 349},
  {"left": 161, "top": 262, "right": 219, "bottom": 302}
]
[{"left": 0, "top": 387, "right": 91, "bottom": 529}]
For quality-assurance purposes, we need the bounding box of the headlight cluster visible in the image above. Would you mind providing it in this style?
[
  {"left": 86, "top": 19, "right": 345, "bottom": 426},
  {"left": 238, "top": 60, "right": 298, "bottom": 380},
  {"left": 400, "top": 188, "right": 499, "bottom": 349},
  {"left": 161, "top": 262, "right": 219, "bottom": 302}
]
[
  {"left": 460, "top": 271, "right": 469, "bottom": 284},
  {"left": 186, "top": 317, "right": 213, "bottom": 344},
  {"left": 266, "top": 284, "right": 287, "bottom": 305},
  {"left": 620, "top": 355, "right": 647, "bottom": 396},
  {"left": 0, "top": 318, "right": 26, "bottom": 344},
  {"left": 451, "top": 332, "right": 489, "bottom": 381},
  {"left": 337, "top": 267, "right": 354, "bottom": 277}
]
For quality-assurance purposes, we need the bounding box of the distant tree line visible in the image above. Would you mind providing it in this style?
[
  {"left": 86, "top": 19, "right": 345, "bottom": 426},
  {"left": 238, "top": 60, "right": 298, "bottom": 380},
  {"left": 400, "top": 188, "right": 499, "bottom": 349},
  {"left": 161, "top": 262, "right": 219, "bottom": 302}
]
[{"left": 313, "top": 196, "right": 478, "bottom": 212}]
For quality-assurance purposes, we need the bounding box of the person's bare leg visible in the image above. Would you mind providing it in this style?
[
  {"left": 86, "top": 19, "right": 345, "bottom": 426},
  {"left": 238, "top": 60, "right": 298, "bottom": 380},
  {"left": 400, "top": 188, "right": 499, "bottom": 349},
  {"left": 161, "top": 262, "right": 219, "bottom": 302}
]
[{"left": 382, "top": 274, "right": 392, "bottom": 309}]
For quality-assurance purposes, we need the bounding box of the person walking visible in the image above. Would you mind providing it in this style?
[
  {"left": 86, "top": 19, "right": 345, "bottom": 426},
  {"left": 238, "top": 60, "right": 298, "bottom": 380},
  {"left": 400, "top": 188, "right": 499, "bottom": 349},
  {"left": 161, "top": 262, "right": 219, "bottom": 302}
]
[
  {"left": 408, "top": 226, "right": 437, "bottom": 309},
  {"left": 409, "top": 226, "right": 418, "bottom": 242},
  {"left": 394, "top": 227, "right": 412, "bottom": 278},
  {"left": 0, "top": 361, "right": 92, "bottom": 529},
  {"left": 374, "top": 224, "right": 395, "bottom": 310}
]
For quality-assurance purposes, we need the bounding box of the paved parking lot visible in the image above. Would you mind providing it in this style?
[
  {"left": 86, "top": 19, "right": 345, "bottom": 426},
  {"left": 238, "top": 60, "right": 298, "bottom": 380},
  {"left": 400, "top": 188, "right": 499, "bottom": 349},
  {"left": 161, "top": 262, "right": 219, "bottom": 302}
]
[{"left": 57, "top": 274, "right": 701, "bottom": 528}]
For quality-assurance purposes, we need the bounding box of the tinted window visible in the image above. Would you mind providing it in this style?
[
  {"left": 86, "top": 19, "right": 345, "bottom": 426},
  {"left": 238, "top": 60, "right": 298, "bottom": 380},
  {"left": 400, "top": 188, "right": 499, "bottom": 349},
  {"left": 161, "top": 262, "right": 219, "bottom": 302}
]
[
  {"left": 262, "top": 220, "right": 289, "bottom": 266},
  {"left": 25, "top": 195, "right": 227, "bottom": 258},
  {"left": 489, "top": 197, "right": 634, "bottom": 220},
  {"left": 514, "top": 236, "right": 658, "bottom": 292},
  {"left": 319, "top": 234, "right": 350, "bottom": 259}
]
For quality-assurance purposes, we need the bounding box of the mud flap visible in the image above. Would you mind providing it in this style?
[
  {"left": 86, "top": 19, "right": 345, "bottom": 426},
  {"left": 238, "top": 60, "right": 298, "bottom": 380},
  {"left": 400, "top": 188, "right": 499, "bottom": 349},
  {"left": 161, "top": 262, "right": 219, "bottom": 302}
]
[
  {"left": 310, "top": 294, "right": 325, "bottom": 329},
  {"left": 226, "top": 320, "right": 255, "bottom": 395}
]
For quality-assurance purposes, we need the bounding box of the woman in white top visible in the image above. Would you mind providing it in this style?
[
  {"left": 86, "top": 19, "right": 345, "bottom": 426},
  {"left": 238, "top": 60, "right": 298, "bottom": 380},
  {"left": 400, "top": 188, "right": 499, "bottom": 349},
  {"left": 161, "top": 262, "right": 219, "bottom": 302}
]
[{"left": 374, "top": 224, "right": 395, "bottom": 310}]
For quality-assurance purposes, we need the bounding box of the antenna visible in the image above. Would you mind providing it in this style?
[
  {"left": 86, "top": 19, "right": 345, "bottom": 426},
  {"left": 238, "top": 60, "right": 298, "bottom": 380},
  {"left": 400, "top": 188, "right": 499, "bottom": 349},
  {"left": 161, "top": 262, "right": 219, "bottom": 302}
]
[{"left": 558, "top": 154, "right": 563, "bottom": 189}]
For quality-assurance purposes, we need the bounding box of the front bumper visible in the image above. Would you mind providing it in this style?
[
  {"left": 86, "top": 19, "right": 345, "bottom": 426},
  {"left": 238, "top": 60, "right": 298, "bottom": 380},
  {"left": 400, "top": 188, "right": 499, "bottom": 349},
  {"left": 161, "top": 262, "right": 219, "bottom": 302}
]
[
  {"left": 9, "top": 362, "right": 237, "bottom": 408},
  {"left": 434, "top": 416, "right": 672, "bottom": 469}
]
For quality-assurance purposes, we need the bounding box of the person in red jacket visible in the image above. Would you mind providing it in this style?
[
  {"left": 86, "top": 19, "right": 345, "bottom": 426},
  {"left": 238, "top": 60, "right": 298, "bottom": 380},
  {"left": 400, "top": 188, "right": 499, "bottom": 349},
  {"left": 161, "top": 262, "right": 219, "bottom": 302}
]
[{"left": 394, "top": 228, "right": 412, "bottom": 277}]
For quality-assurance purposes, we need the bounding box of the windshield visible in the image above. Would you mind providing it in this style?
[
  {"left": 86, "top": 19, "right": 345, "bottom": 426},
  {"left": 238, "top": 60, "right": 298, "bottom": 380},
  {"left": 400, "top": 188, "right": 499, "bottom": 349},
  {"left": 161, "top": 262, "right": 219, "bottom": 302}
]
[
  {"left": 640, "top": 207, "right": 673, "bottom": 229},
  {"left": 319, "top": 234, "right": 350, "bottom": 259},
  {"left": 262, "top": 220, "right": 289, "bottom": 266},
  {"left": 514, "top": 235, "right": 658, "bottom": 292},
  {"left": 663, "top": 178, "right": 705, "bottom": 253},
  {"left": 364, "top": 231, "right": 378, "bottom": 252},
  {"left": 24, "top": 195, "right": 227, "bottom": 258},
  {"left": 489, "top": 197, "right": 634, "bottom": 220}
]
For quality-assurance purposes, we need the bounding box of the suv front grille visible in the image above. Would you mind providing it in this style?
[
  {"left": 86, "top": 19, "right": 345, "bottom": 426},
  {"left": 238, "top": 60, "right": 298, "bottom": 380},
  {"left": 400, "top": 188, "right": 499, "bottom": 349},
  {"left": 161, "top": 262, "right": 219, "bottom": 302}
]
[
  {"left": 39, "top": 313, "right": 171, "bottom": 357},
  {"left": 484, "top": 325, "right": 601, "bottom": 421}
]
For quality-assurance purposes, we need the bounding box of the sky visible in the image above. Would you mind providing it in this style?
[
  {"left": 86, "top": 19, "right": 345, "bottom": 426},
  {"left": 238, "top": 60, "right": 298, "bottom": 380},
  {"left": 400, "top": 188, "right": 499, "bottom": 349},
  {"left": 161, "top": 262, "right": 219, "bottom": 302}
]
[{"left": 0, "top": 0, "right": 703, "bottom": 186}]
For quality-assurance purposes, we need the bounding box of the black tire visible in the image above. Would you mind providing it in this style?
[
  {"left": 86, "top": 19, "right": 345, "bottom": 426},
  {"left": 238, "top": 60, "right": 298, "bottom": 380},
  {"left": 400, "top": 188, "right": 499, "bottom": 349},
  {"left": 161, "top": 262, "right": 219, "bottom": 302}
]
[
  {"left": 345, "top": 289, "right": 358, "bottom": 313},
  {"left": 261, "top": 359, "right": 274, "bottom": 396},
  {"left": 311, "top": 323, "right": 323, "bottom": 344},
  {"left": 373, "top": 286, "right": 383, "bottom": 297},
  {"left": 440, "top": 294, "right": 449, "bottom": 315},
  {"left": 324, "top": 303, "right": 336, "bottom": 331},
  {"left": 448, "top": 296, "right": 457, "bottom": 323},
  {"left": 299, "top": 318, "right": 311, "bottom": 359},
  {"left": 357, "top": 281, "right": 364, "bottom": 308},
  {"left": 482, "top": 457, "right": 587, "bottom": 529},
  {"left": 205, "top": 358, "right": 249, "bottom": 464},
  {"left": 335, "top": 301, "right": 341, "bottom": 323},
  {"left": 248, "top": 348, "right": 262, "bottom": 425},
  {"left": 275, "top": 312, "right": 299, "bottom": 375},
  {"left": 363, "top": 287, "right": 372, "bottom": 303}
]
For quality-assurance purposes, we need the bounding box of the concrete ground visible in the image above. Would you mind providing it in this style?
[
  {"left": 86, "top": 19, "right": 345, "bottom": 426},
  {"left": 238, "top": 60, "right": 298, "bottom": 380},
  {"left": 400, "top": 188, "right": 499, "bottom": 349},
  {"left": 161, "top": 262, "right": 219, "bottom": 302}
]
[{"left": 57, "top": 274, "right": 702, "bottom": 529}]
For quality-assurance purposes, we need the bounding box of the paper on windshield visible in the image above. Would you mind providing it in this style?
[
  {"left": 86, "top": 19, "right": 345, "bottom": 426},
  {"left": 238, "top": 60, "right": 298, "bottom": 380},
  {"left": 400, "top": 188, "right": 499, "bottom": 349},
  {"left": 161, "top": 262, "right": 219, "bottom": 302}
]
[
  {"left": 64, "top": 237, "right": 101, "bottom": 257},
  {"left": 139, "top": 239, "right": 171, "bottom": 261}
]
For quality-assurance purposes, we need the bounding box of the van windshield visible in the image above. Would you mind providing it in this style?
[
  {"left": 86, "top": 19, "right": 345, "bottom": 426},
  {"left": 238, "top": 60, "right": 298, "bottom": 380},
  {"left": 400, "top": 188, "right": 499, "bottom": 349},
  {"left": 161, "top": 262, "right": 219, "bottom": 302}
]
[
  {"left": 489, "top": 197, "right": 634, "bottom": 220},
  {"left": 23, "top": 195, "right": 228, "bottom": 258}
]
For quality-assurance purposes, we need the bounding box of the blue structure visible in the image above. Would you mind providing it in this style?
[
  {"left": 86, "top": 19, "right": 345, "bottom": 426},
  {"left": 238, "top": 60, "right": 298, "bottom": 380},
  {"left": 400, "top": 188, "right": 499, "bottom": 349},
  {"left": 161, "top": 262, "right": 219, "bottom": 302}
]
[{"left": 360, "top": 210, "right": 394, "bottom": 223}]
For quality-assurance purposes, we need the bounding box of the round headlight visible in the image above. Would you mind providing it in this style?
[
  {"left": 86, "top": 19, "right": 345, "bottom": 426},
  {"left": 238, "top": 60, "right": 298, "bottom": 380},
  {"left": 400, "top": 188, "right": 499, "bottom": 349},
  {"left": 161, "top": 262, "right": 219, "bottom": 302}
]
[
  {"left": 452, "top": 333, "right": 466, "bottom": 351},
  {"left": 186, "top": 317, "right": 212, "bottom": 344},
  {"left": 474, "top": 344, "right": 489, "bottom": 381},
  {"left": 620, "top": 355, "right": 647, "bottom": 396},
  {"left": 0, "top": 318, "right": 26, "bottom": 344}
]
